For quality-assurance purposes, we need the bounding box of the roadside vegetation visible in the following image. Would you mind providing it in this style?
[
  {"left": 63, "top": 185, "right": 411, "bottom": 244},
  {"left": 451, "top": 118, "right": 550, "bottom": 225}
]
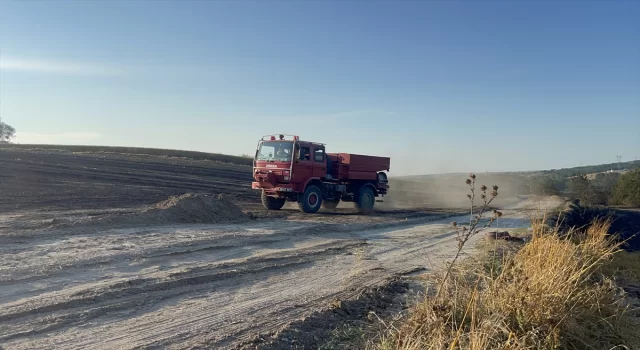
[
  {"left": 534, "top": 160, "right": 640, "bottom": 178},
  {"left": 370, "top": 174, "right": 640, "bottom": 350},
  {"left": 611, "top": 170, "right": 640, "bottom": 207},
  {"left": 378, "top": 220, "right": 638, "bottom": 349},
  {"left": 527, "top": 168, "right": 639, "bottom": 207}
]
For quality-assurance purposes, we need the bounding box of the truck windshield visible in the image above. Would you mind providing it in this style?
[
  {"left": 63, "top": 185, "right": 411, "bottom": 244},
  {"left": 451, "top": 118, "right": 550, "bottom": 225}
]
[{"left": 256, "top": 141, "right": 293, "bottom": 162}]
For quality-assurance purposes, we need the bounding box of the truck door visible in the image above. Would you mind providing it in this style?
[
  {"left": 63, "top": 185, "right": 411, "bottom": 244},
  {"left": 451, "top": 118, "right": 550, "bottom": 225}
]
[
  {"left": 292, "top": 144, "right": 313, "bottom": 185},
  {"left": 312, "top": 146, "right": 327, "bottom": 178}
]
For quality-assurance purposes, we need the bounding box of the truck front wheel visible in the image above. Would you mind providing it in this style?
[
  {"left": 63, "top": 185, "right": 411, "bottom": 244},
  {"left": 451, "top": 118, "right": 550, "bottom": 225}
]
[
  {"left": 262, "top": 190, "right": 286, "bottom": 210},
  {"left": 356, "top": 187, "right": 375, "bottom": 212},
  {"left": 298, "top": 185, "right": 323, "bottom": 213}
]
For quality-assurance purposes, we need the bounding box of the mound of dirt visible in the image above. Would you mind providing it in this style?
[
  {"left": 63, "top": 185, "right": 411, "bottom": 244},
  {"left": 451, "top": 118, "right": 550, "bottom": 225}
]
[{"left": 140, "top": 193, "right": 248, "bottom": 224}]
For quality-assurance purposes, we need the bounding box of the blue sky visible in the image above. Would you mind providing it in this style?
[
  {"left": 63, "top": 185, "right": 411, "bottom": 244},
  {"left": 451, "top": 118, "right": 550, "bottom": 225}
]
[{"left": 1, "top": 0, "right": 639, "bottom": 175}]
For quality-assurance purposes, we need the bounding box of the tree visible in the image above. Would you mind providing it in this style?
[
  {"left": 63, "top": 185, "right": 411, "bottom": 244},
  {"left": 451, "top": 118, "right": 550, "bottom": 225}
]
[
  {"left": 592, "top": 172, "right": 620, "bottom": 203},
  {"left": 0, "top": 121, "right": 16, "bottom": 143},
  {"left": 568, "top": 174, "right": 606, "bottom": 205},
  {"left": 529, "top": 176, "right": 564, "bottom": 196},
  {"left": 611, "top": 170, "right": 640, "bottom": 206}
]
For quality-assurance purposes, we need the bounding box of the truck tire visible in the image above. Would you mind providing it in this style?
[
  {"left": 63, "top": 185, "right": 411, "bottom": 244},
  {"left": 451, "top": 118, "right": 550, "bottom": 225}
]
[
  {"left": 298, "top": 185, "right": 323, "bottom": 213},
  {"left": 322, "top": 199, "right": 340, "bottom": 210},
  {"left": 355, "top": 186, "right": 375, "bottom": 212},
  {"left": 262, "top": 190, "right": 286, "bottom": 210}
]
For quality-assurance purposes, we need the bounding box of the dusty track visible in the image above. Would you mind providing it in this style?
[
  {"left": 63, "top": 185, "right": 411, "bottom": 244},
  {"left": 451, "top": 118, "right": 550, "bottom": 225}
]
[
  {"left": 0, "top": 206, "right": 542, "bottom": 350},
  {"left": 0, "top": 148, "right": 555, "bottom": 349}
]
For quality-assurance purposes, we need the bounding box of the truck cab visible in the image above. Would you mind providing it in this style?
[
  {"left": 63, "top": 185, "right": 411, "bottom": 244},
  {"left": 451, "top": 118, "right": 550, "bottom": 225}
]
[
  {"left": 293, "top": 141, "right": 329, "bottom": 182},
  {"left": 252, "top": 135, "right": 389, "bottom": 213}
]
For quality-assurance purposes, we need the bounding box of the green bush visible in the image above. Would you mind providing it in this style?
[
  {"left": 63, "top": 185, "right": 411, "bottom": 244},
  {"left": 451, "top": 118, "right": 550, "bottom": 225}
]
[{"left": 611, "top": 169, "right": 640, "bottom": 206}]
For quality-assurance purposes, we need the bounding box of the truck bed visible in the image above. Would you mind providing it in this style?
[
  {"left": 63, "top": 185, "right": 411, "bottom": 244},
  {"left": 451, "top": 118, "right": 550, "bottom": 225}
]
[{"left": 327, "top": 153, "right": 390, "bottom": 181}]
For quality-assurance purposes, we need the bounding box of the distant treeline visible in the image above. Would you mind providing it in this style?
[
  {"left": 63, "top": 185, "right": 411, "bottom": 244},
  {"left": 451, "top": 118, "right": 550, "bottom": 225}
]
[
  {"left": 0, "top": 144, "right": 253, "bottom": 166},
  {"left": 528, "top": 170, "right": 640, "bottom": 206},
  {"left": 530, "top": 160, "right": 640, "bottom": 178}
]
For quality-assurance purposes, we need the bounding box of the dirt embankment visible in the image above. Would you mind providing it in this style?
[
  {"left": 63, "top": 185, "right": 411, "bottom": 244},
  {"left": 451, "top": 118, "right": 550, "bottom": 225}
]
[
  {"left": 0, "top": 148, "right": 255, "bottom": 213},
  {"left": 118, "top": 193, "right": 248, "bottom": 225},
  {"left": 4, "top": 193, "right": 250, "bottom": 232}
]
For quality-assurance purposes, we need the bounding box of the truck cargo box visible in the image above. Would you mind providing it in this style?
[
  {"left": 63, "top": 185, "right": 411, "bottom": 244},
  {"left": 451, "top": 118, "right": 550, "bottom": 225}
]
[{"left": 327, "top": 153, "right": 390, "bottom": 181}]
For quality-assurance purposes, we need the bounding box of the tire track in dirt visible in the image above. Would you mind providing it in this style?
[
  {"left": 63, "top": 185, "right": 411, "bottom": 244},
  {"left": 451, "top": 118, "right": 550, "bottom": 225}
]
[
  {"left": 0, "top": 198, "right": 557, "bottom": 350},
  {"left": 0, "top": 223, "right": 461, "bottom": 349},
  {"left": 0, "top": 240, "right": 364, "bottom": 344},
  {"left": 0, "top": 212, "right": 446, "bottom": 349}
]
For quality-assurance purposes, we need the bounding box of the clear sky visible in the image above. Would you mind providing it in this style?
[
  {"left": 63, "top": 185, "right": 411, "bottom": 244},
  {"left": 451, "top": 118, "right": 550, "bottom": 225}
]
[{"left": 1, "top": 0, "right": 639, "bottom": 175}]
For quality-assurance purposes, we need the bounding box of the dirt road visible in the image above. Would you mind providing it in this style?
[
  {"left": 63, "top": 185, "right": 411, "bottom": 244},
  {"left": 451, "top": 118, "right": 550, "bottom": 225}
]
[
  {"left": 0, "top": 202, "right": 543, "bottom": 350},
  {"left": 0, "top": 148, "right": 559, "bottom": 349}
]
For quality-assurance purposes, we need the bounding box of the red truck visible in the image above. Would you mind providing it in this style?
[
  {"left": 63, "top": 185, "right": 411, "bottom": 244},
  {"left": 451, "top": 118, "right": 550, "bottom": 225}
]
[{"left": 252, "top": 134, "right": 390, "bottom": 213}]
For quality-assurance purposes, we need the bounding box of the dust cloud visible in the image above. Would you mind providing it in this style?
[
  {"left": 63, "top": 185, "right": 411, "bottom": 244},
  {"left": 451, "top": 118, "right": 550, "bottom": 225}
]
[{"left": 378, "top": 173, "right": 531, "bottom": 210}]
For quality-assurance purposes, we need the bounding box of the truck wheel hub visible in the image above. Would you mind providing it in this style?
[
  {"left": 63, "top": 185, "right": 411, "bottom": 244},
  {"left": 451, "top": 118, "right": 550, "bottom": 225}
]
[{"left": 309, "top": 193, "right": 318, "bottom": 205}]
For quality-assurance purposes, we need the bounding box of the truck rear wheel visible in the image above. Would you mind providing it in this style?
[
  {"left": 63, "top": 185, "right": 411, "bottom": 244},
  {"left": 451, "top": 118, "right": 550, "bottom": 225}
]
[
  {"left": 322, "top": 199, "right": 340, "bottom": 210},
  {"left": 298, "top": 185, "right": 322, "bottom": 213},
  {"left": 262, "top": 190, "right": 286, "bottom": 210},
  {"left": 355, "top": 187, "right": 375, "bottom": 212}
]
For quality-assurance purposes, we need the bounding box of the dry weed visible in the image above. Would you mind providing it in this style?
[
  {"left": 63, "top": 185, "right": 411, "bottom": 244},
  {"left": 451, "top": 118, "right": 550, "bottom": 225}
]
[{"left": 378, "top": 219, "right": 639, "bottom": 350}]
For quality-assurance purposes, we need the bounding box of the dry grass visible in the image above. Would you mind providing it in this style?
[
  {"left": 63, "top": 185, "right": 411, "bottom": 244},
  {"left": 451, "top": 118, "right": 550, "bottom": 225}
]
[{"left": 375, "top": 219, "right": 640, "bottom": 350}]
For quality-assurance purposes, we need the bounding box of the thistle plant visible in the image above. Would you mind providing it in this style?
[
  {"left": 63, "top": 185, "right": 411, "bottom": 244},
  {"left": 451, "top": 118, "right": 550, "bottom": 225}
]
[{"left": 437, "top": 173, "right": 501, "bottom": 297}]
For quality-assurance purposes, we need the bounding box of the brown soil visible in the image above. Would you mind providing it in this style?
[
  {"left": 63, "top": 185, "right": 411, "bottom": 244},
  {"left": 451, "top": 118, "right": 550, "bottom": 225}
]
[
  {"left": 239, "top": 279, "right": 422, "bottom": 350},
  {"left": 0, "top": 148, "right": 255, "bottom": 213},
  {"left": 0, "top": 148, "right": 552, "bottom": 350},
  {"left": 142, "top": 193, "right": 248, "bottom": 224}
]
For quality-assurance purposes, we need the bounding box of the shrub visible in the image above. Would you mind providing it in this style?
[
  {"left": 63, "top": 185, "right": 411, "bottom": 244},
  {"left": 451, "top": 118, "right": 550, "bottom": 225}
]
[
  {"left": 568, "top": 175, "right": 607, "bottom": 205},
  {"left": 529, "top": 176, "right": 561, "bottom": 196},
  {"left": 611, "top": 169, "right": 640, "bottom": 206},
  {"left": 548, "top": 202, "right": 614, "bottom": 235},
  {"left": 593, "top": 172, "right": 620, "bottom": 195}
]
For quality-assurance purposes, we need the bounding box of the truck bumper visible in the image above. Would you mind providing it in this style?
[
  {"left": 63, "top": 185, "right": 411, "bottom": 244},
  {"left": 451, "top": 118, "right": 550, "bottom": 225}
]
[
  {"left": 252, "top": 182, "right": 296, "bottom": 193},
  {"left": 377, "top": 182, "right": 389, "bottom": 195}
]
